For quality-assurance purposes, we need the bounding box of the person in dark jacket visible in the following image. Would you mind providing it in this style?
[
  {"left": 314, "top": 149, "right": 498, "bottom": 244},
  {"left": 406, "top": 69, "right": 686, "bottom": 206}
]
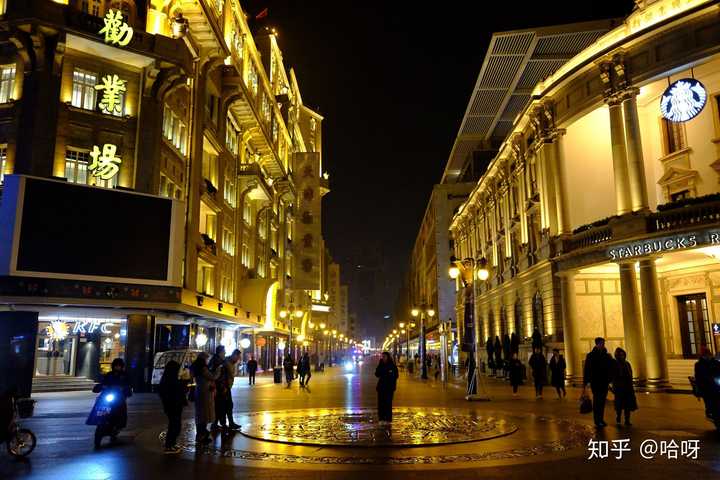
[
  {"left": 583, "top": 337, "right": 614, "bottom": 428},
  {"left": 246, "top": 355, "right": 258, "bottom": 386},
  {"left": 298, "top": 352, "right": 312, "bottom": 387},
  {"left": 510, "top": 332, "right": 520, "bottom": 355},
  {"left": 695, "top": 347, "right": 720, "bottom": 418},
  {"left": 549, "top": 348, "right": 567, "bottom": 398},
  {"left": 612, "top": 347, "right": 637, "bottom": 426},
  {"left": 191, "top": 352, "right": 219, "bottom": 443},
  {"left": 209, "top": 346, "right": 226, "bottom": 430},
  {"left": 375, "top": 351, "right": 399, "bottom": 423},
  {"left": 486, "top": 337, "right": 495, "bottom": 375},
  {"left": 98, "top": 358, "right": 132, "bottom": 429},
  {"left": 502, "top": 334, "right": 511, "bottom": 377},
  {"left": 217, "top": 349, "right": 241, "bottom": 431},
  {"left": 509, "top": 352, "right": 523, "bottom": 396},
  {"left": 528, "top": 347, "right": 547, "bottom": 398},
  {"left": 283, "top": 353, "right": 294, "bottom": 387},
  {"left": 158, "top": 360, "right": 187, "bottom": 454},
  {"left": 493, "top": 336, "right": 502, "bottom": 376},
  {"left": 531, "top": 327, "right": 543, "bottom": 351}
]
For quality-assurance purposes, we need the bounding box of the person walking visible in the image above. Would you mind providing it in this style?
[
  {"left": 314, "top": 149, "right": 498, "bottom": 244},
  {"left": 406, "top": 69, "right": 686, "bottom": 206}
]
[
  {"left": 502, "top": 334, "right": 511, "bottom": 378},
  {"left": 298, "top": 352, "right": 312, "bottom": 387},
  {"left": 283, "top": 353, "right": 295, "bottom": 387},
  {"left": 549, "top": 348, "right": 567, "bottom": 398},
  {"left": 583, "top": 337, "right": 614, "bottom": 428},
  {"left": 218, "top": 349, "right": 241, "bottom": 431},
  {"left": 509, "top": 352, "right": 523, "bottom": 396},
  {"left": 158, "top": 360, "right": 187, "bottom": 454},
  {"left": 208, "top": 346, "right": 226, "bottom": 430},
  {"left": 612, "top": 347, "right": 637, "bottom": 426},
  {"left": 375, "top": 351, "right": 399, "bottom": 423},
  {"left": 531, "top": 327, "right": 543, "bottom": 351},
  {"left": 486, "top": 337, "right": 495, "bottom": 376},
  {"left": 246, "top": 355, "right": 258, "bottom": 386},
  {"left": 529, "top": 347, "right": 547, "bottom": 398},
  {"left": 191, "top": 352, "right": 219, "bottom": 443},
  {"left": 493, "top": 336, "right": 502, "bottom": 378},
  {"left": 694, "top": 347, "right": 720, "bottom": 419},
  {"left": 510, "top": 332, "right": 520, "bottom": 355}
]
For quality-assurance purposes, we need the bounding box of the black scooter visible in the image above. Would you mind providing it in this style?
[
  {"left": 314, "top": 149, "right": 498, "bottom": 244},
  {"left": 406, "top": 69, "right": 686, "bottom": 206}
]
[{"left": 87, "top": 384, "right": 131, "bottom": 448}]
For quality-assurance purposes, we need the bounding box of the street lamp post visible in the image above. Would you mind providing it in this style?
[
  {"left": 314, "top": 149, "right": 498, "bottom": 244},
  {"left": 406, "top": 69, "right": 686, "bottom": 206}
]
[
  {"left": 449, "top": 255, "right": 490, "bottom": 401},
  {"left": 280, "top": 305, "right": 305, "bottom": 362},
  {"left": 411, "top": 305, "right": 435, "bottom": 380}
]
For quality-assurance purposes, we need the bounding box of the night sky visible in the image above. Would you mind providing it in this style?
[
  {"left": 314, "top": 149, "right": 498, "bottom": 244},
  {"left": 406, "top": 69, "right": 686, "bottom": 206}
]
[{"left": 247, "top": 0, "right": 634, "bottom": 338}]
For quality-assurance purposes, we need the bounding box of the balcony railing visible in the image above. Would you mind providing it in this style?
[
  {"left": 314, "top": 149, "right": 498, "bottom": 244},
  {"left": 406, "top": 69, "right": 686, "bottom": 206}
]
[
  {"left": 650, "top": 196, "right": 720, "bottom": 233},
  {"left": 238, "top": 163, "right": 272, "bottom": 195},
  {"left": 564, "top": 195, "right": 720, "bottom": 255}
]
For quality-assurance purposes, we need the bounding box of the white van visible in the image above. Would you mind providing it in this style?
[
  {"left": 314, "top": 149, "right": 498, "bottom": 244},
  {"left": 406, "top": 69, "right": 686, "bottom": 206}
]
[{"left": 151, "top": 349, "right": 202, "bottom": 387}]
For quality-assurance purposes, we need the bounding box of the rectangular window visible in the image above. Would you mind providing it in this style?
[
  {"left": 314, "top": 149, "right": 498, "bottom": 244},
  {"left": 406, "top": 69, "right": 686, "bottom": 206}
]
[
  {"left": 243, "top": 201, "right": 252, "bottom": 225},
  {"left": 163, "top": 106, "right": 188, "bottom": 156},
  {"left": 247, "top": 64, "right": 258, "bottom": 96},
  {"left": 197, "top": 263, "right": 215, "bottom": 296},
  {"left": 241, "top": 243, "right": 249, "bottom": 267},
  {"left": 0, "top": 64, "right": 16, "bottom": 103},
  {"left": 222, "top": 228, "right": 235, "bottom": 256},
  {"left": 662, "top": 118, "right": 687, "bottom": 154},
  {"left": 224, "top": 177, "right": 236, "bottom": 208},
  {"left": 226, "top": 116, "right": 239, "bottom": 155},
  {"left": 0, "top": 144, "right": 7, "bottom": 185},
  {"left": 257, "top": 255, "right": 266, "bottom": 278},
  {"left": 71, "top": 68, "right": 98, "bottom": 111},
  {"left": 65, "top": 148, "right": 90, "bottom": 184},
  {"left": 202, "top": 150, "right": 218, "bottom": 187}
]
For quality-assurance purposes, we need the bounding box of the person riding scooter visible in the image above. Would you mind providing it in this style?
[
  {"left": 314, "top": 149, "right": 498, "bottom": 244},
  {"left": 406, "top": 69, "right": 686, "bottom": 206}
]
[{"left": 87, "top": 358, "right": 132, "bottom": 448}]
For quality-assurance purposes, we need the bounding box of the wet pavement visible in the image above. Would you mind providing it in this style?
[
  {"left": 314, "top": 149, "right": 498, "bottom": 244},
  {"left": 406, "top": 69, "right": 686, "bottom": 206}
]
[{"left": 2, "top": 360, "right": 720, "bottom": 479}]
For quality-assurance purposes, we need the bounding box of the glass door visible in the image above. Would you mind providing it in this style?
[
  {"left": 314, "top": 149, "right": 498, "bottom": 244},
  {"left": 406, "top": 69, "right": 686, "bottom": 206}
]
[
  {"left": 677, "top": 294, "right": 713, "bottom": 358},
  {"left": 35, "top": 325, "right": 77, "bottom": 376}
]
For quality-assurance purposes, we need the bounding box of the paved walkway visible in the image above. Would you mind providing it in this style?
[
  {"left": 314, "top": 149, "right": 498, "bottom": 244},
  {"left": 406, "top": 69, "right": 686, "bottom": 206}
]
[{"left": 2, "top": 360, "right": 719, "bottom": 479}]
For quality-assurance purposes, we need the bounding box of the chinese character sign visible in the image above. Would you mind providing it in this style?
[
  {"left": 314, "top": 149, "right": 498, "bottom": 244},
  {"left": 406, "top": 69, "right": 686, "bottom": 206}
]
[
  {"left": 95, "top": 74, "right": 126, "bottom": 115},
  {"left": 99, "top": 10, "right": 134, "bottom": 47},
  {"left": 89, "top": 144, "right": 122, "bottom": 181},
  {"left": 660, "top": 78, "right": 707, "bottom": 122}
]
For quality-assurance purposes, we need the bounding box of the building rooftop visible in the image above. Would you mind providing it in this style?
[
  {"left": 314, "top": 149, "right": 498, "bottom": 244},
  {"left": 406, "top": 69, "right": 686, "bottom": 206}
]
[{"left": 441, "top": 19, "right": 618, "bottom": 184}]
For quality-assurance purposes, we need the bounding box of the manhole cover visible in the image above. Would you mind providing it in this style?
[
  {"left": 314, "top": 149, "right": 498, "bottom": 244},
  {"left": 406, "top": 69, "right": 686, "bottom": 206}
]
[{"left": 240, "top": 407, "right": 518, "bottom": 446}]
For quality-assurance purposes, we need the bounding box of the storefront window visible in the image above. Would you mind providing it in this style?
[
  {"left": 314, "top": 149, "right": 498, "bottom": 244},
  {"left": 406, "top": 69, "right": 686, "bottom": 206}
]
[{"left": 35, "top": 317, "right": 127, "bottom": 378}]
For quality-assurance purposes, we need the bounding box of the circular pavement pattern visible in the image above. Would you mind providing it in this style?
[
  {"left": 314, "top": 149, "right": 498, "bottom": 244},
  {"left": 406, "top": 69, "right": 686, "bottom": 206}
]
[
  {"left": 240, "top": 407, "right": 518, "bottom": 446},
  {"left": 146, "top": 407, "right": 596, "bottom": 468}
]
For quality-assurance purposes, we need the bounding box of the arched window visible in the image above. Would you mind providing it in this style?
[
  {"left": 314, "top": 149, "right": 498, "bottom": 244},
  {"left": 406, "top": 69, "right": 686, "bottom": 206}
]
[
  {"left": 514, "top": 297, "right": 522, "bottom": 337},
  {"left": 532, "top": 292, "right": 544, "bottom": 337},
  {"left": 499, "top": 306, "right": 506, "bottom": 336}
]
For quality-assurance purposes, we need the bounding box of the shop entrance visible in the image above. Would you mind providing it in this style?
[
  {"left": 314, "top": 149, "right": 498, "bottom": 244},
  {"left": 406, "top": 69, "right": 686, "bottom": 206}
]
[
  {"left": 35, "top": 332, "right": 76, "bottom": 377},
  {"left": 677, "top": 294, "right": 714, "bottom": 358}
]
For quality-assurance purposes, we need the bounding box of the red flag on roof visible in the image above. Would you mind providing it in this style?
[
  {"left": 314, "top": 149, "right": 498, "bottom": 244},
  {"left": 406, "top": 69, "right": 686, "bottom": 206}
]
[{"left": 256, "top": 8, "right": 268, "bottom": 20}]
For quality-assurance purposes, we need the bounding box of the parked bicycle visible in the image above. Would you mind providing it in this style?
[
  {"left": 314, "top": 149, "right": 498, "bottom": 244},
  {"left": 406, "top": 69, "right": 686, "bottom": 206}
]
[{"left": 1, "top": 389, "right": 36, "bottom": 458}]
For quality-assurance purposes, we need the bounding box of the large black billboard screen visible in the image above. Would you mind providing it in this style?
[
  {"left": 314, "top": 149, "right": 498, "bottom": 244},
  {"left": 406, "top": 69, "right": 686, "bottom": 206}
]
[{"left": 16, "top": 178, "right": 173, "bottom": 281}]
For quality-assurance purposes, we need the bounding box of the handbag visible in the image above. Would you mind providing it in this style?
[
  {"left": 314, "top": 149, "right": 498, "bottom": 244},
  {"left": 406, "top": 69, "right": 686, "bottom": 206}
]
[{"left": 579, "top": 394, "right": 593, "bottom": 414}]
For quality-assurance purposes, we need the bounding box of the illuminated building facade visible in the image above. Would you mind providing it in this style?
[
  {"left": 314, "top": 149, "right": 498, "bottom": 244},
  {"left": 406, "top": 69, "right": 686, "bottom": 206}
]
[
  {"left": 0, "top": 0, "right": 329, "bottom": 393},
  {"left": 450, "top": 0, "right": 720, "bottom": 389}
]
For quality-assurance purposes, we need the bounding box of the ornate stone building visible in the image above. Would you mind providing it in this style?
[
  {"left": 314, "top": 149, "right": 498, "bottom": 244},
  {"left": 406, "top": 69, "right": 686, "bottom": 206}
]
[
  {"left": 450, "top": 0, "right": 720, "bottom": 389},
  {"left": 0, "top": 0, "right": 332, "bottom": 392}
]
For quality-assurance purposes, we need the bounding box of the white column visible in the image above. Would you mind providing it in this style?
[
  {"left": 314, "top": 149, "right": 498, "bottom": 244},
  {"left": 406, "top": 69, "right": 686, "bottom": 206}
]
[
  {"left": 622, "top": 90, "right": 649, "bottom": 212},
  {"left": 608, "top": 99, "right": 632, "bottom": 215},
  {"left": 618, "top": 262, "right": 648, "bottom": 385},
  {"left": 559, "top": 271, "right": 582, "bottom": 384},
  {"left": 550, "top": 132, "right": 570, "bottom": 235},
  {"left": 638, "top": 258, "right": 669, "bottom": 390}
]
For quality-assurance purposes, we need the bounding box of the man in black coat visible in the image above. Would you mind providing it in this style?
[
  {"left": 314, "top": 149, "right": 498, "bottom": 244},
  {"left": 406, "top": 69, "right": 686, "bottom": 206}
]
[
  {"left": 694, "top": 347, "right": 720, "bottom": 418},
  {"left": 583, "top": 337, "right": 614, "bottom": 428},
  {"left": 246, "top": 355, "right": 258, "bottom": 386}
]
